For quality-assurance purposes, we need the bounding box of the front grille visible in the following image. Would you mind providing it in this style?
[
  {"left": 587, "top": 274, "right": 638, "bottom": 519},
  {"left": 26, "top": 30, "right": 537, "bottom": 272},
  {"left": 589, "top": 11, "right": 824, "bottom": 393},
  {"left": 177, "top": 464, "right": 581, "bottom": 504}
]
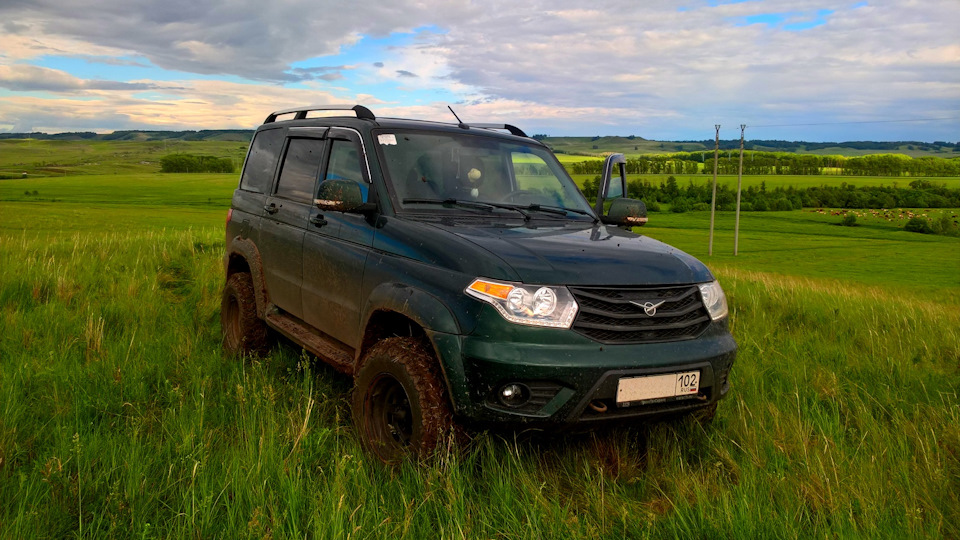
[{"left": 569, "top": 285, "right": 711, "bottom": 344}]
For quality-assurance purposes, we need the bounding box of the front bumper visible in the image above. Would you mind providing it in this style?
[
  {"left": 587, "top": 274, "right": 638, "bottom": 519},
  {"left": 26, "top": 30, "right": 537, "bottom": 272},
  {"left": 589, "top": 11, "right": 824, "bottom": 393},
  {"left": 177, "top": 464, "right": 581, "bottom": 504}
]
[{"left": 429, "top": 314, "right": 737, "bottom": 427}]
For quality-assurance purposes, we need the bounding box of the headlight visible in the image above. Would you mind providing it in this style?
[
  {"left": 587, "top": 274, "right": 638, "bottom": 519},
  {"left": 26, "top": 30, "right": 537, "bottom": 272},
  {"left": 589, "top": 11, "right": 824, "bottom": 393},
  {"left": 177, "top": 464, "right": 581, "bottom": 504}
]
[
  {"left": 466, "top": 278, "right": 579, "bottom": 328},
  {"left": 698, "top": 280, "right": 728, "bottom": 321}
]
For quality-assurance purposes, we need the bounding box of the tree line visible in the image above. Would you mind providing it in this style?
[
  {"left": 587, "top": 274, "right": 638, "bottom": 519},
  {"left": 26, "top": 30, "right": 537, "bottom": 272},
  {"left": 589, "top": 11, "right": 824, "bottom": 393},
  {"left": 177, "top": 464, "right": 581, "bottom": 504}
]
[
  {"left": 160, "top": 154, "right": 235, "bottom": 173},
  {"left": 565, "top": 152, "right": 960, "bottom": 177},
  {"left": 581, "top": 176, "right": 960, "bottom": 213}
]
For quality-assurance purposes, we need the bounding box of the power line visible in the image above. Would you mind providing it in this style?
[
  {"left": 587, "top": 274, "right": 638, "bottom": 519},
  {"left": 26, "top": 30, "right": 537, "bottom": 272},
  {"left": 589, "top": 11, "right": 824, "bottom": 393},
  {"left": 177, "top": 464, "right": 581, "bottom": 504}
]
[{"left": 748, "top": 117, "right": 960, "bottom": 129}]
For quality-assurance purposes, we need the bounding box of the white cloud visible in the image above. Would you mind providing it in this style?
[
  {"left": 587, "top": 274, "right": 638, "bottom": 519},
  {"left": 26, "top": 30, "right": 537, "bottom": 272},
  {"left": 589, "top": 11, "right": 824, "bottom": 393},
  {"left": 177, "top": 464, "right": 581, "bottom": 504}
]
[{"left": 0, "top": 0, "right": 957, "bottom": 139}]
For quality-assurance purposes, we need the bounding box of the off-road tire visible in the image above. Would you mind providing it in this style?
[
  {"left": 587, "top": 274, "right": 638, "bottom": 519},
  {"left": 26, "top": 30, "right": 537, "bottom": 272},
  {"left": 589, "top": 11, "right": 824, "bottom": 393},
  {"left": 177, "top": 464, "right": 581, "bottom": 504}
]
[
  {"left": 221, "top": 272, "right": 269, "bottom": 356},
  {"left": 352, "top": 337, "right": 455, "bottom": 464}
]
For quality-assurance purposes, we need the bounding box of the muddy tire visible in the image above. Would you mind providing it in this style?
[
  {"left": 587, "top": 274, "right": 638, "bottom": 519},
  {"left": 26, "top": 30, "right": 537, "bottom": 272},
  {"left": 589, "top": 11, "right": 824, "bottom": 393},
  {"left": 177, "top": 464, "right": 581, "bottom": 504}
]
[
  {"left": 352, "top": 337, "right": 455, "bottom": 464},
  {"left": 221, "top": 272, "right": 269, "bottom": 356}
]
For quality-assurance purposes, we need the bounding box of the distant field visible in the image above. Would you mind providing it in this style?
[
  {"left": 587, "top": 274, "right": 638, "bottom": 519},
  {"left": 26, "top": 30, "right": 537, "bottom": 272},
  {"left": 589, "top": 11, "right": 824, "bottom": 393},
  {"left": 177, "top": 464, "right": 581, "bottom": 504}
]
[
  {"left": 545, "top": 136, "right": 959, "bottom": 158},
  {"left": 0, "top": 139, "right": 249, "bottom": 177},
  {"left": 570, "top": 173, "right": 960, "bottom": 190}
]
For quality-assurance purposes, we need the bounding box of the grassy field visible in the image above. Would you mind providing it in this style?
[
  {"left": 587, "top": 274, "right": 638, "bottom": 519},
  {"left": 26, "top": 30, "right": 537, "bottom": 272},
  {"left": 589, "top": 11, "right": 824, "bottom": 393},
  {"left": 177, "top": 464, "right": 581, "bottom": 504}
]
[
  {"left": 1, "top": 172, "right": 958, "bottom": 538},
  {"left": 0, "top": 139, "right": 249, "bottom": 178}
]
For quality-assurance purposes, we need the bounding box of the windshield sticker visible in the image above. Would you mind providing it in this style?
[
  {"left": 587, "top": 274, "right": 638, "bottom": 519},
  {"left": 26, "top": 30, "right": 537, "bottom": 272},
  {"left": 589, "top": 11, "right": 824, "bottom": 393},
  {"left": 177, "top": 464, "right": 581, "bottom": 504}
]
[{"left": 378, "top": 134, "right": 398, "bottom": 146}]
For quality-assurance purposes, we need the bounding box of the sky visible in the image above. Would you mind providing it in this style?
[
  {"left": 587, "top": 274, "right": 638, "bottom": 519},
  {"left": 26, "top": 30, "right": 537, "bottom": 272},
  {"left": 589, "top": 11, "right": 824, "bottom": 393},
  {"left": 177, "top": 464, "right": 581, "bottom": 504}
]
[{"left": 0, "top": 0, "right": 957, "bottom": 141}]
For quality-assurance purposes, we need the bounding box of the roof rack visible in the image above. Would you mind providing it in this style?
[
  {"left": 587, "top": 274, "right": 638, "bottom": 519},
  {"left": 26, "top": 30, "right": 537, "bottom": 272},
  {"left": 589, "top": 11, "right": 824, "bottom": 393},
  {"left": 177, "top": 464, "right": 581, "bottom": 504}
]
[
  {"left": 465, "top": 123, "right": 528, "bottom": 138},
  {"left": 264, "top": 105, "right": 375, "bottom": 124}
]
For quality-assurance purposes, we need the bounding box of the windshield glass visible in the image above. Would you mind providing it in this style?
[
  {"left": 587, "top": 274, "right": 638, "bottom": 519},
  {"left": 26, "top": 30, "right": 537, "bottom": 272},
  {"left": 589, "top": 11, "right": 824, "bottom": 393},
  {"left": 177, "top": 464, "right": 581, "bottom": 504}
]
[{"left": 376, "top": 130, "right": 595, "bottom": 218}]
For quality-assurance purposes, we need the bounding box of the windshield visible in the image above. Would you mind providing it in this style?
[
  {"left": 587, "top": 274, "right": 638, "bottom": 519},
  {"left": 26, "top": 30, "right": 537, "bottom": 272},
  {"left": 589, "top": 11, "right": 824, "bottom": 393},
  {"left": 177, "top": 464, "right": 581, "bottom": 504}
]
[{"left": 375, "top": 130, "right": 595, "bottom": 219}]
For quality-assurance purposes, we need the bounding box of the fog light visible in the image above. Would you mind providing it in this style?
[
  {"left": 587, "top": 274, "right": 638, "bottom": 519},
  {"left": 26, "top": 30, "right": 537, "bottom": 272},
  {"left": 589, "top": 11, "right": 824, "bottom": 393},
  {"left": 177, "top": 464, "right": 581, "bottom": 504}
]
[{"left": 498, "top": 383, "right": 531, "bottom": 408}]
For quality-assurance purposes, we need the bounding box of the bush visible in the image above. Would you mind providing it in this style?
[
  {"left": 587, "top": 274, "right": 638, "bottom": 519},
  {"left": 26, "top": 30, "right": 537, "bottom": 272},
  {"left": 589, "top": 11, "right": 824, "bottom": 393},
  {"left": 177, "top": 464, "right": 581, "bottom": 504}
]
[
  {"left": 931, "top": 216, "right": 960, "bottom": 237},
  {"left": 692, "top": 202, "right": 710, "bottom": 211},
  {"left": 671, "top": 197, "right": 691, "bottom": 213},
  {"left": 160, "top": 154, "right": 234, "bottom": 173},
  {"left": 840, "top": 214, "right": 857, "bottom": 227},
  {"left": 738, "top": 201, "right": 754, "bottom": 212},
  {"left": 770, "top": 198, "right": 794, "bottom": 211},
  {"left": 753, "top": 198, "right": 769, "bottom": 211},
  {"left": 646, "top": 201, "right": 661, "bottom": 212},
  {"left": 904, "top": 217, "right": 933, "bottom": 234}
]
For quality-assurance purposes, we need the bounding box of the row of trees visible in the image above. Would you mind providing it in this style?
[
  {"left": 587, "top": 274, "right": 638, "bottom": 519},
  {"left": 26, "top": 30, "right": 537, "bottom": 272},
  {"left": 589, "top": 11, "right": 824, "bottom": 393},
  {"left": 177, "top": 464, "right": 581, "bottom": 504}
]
[
  {"left": 581, "top": 177, "right": 960, "bottom": 213},
  {"left": 564, "top": 152, "right": 960, "bottom": 177},
  {"left": 160, "top": 154, "right": 235, "bottom": 173}
]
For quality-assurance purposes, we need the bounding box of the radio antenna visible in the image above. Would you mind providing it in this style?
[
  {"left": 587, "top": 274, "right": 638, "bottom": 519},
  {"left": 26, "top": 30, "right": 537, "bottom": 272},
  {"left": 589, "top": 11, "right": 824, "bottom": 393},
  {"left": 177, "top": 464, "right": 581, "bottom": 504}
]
[{"left": 447, "top": 105, "right": 468, "bottom": 130}]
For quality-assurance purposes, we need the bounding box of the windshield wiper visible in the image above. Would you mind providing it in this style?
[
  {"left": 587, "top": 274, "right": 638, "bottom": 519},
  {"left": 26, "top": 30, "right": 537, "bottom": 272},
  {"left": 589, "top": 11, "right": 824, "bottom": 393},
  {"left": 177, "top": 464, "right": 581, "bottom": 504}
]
[
  {"left": 402, "top": 198, "right": 531, "bottom": 220},
  {"left": 518, "top": 203, "right": 599, "bottom": 222}
]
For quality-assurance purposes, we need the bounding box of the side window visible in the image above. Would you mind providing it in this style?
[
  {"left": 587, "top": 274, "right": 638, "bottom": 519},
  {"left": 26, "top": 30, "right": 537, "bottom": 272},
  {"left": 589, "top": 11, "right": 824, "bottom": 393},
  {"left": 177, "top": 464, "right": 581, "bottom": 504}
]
[
  {"left": 321, "top": 139, "right": 368, "bottom": 200},
  {"left": 239, "top": 128, "right": 284, "bottom": 193},
  {"left": 275, "top": 138, "right": 324, "bottom": 202}
]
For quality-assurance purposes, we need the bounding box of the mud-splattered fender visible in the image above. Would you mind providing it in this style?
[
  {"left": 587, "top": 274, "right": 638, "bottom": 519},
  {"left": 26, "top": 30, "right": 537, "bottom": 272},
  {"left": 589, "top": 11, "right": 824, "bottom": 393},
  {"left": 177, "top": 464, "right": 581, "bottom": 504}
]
[
  {"left": 360, "top": 283, "right": 461, "bottom": 336},
  {"left": 225, "top": 236, "right": 270, "bottom": 318}
]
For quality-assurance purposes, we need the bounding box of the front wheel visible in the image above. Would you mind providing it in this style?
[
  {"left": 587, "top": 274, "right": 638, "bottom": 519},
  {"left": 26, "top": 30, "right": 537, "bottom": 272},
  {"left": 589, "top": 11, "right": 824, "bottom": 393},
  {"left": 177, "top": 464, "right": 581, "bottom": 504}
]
[{"left": 352, "top": 337, "right": 455, "bottom": 463}]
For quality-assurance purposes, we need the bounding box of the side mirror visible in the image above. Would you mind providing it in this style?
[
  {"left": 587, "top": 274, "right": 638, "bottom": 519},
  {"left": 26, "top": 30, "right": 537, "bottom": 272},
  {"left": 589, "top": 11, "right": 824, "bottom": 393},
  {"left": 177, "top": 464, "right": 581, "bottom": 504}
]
[
  {"left": 315, "top": 180, "right": 376, "bottom": 213},
  {"left": 602, "top": 198, "right": 648, "bottom": 227},
  {"left": 594, "top": 153, "right": 627, "bottom": 216}
]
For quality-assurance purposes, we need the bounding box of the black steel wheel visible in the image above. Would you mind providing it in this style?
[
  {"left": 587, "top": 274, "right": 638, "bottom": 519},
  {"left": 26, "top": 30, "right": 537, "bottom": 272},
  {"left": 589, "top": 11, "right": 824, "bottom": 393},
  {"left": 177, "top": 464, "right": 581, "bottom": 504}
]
[
  {"left": 220, "top": 272, "right": 269, "bottom": 356},
  {"left": 353, "top": 337, "right": 454, "bottom": 463}
]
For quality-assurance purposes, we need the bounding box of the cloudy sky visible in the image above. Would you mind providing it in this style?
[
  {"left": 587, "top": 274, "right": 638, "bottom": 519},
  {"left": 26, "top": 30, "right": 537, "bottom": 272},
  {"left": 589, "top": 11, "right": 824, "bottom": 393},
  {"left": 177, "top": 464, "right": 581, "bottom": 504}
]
[{"left": 0, "top": 0, "right": 957, "bottom": 141}]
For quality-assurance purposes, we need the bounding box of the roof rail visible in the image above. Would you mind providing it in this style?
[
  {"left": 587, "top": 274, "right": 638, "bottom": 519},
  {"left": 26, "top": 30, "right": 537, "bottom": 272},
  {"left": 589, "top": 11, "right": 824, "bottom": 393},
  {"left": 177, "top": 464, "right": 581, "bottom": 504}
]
[
  {"left": 264, "top": 105, "right": 375, "bottom": 124},
  {"left": 466, "top": 123, "right": 528, "bottom": 138}
]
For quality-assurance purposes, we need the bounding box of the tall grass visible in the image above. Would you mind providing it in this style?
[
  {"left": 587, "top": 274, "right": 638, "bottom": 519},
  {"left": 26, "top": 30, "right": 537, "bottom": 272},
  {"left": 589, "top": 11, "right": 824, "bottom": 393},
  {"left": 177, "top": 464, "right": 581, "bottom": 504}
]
[{"left": 1, "top": 221, "right": 957, "bottom": 538}]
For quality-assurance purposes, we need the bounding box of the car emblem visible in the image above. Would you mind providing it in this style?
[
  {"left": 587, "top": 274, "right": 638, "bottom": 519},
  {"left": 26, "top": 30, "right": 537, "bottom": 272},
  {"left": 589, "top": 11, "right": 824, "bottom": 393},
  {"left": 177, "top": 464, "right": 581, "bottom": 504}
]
[{"left": 631, "top": 300, "right": 666, "bottom": 316}]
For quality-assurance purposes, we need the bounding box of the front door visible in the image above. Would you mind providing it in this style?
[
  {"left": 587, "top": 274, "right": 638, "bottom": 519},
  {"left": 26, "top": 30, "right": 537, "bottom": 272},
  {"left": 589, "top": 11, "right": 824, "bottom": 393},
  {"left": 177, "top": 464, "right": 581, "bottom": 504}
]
[{"left": 302, "top": 128, "right": 375, "bottom": 347}]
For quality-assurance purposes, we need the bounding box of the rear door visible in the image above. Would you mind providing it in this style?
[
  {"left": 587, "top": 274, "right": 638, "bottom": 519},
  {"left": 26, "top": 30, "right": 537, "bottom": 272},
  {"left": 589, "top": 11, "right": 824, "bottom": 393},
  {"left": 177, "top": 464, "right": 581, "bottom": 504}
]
[
  {"left": 301, "top": 128, "right": 375, "bottom": 347},
  {"left": 229, "top": 127, "right": 285, "bottom": 245},
  {"left": 259, "top": 133, "right": 326, "bottom": 319}
]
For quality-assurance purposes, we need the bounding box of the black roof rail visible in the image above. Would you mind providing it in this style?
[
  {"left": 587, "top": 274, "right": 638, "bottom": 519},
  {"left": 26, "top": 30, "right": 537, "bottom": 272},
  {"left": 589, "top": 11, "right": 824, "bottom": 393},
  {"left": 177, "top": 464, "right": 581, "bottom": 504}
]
[
  {"left": 264, "top": 105, "right": 376, "bottom": 124},
  {"left": 465, "top": 123, "right": 528, "bottom": 138}
]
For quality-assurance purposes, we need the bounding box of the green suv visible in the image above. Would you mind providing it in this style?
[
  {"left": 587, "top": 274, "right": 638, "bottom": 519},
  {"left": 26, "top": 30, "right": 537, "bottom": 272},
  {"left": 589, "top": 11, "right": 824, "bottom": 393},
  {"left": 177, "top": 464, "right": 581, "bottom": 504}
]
[{"left": 222, "top": 105, "right": 736, "bottom": 462}]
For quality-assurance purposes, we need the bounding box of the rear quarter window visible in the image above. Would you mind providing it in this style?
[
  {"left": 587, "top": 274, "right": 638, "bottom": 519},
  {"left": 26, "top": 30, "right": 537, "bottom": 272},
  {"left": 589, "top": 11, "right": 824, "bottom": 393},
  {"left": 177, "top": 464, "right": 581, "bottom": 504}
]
[{"left": 239, "top": 128, "right": 285, "bottom": 193}]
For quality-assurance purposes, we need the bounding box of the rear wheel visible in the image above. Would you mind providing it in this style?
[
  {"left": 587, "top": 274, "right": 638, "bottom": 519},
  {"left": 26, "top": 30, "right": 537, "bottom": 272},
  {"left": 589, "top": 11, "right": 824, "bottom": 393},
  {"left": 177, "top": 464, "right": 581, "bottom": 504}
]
[
  {"left": 221, "top": 272, "right": 269, "bottom": 356},
  {"left": 352, "top": 337, "right": 454, "bottom": 463}
]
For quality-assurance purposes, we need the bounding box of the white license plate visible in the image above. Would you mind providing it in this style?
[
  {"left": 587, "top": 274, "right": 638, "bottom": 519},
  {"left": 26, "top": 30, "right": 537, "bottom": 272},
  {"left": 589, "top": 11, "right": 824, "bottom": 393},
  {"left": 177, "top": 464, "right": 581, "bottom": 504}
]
[{"left": 616, "top": 371, "right": 700, "bottom": 403}]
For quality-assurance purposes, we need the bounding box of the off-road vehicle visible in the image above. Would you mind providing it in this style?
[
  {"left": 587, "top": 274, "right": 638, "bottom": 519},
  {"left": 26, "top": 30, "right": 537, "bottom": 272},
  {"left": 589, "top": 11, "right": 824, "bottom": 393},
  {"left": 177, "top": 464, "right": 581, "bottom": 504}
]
[{"left": 222, "top": 105, "right": 737, "bottom": 462}]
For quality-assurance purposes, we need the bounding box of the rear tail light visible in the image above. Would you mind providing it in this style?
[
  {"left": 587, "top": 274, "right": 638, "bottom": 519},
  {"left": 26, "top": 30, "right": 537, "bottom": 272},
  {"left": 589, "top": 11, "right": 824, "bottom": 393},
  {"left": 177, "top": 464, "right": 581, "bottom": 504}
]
[{"left": 226, "top": 208, "right": 233, "bottom": 226}]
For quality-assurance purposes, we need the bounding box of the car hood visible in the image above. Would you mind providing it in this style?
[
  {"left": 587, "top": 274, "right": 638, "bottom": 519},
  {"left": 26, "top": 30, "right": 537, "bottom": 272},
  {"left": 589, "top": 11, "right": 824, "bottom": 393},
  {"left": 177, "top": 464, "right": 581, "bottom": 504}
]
[{"left": 425, "top": 220, "right": 713, "bottom": 286}]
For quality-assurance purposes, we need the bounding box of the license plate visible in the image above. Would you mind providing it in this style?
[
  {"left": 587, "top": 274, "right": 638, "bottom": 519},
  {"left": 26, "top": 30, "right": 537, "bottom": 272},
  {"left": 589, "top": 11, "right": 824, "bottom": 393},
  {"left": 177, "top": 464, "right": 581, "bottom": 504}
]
[{"left": 616, "top": 371, "right": 700, "bottom": 403}]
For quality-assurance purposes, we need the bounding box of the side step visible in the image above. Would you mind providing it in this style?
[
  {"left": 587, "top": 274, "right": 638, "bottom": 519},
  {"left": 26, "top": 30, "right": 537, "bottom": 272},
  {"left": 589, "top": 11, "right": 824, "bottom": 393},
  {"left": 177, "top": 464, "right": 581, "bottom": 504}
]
[{"left": 265, "top": 312, "right": 355, "bottom": 374}]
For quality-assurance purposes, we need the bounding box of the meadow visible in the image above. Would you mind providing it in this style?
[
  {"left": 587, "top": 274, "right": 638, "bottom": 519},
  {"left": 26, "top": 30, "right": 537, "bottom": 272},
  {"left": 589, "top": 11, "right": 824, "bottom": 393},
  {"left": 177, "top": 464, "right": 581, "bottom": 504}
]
[{"left": 1, "top": 170, "right": 958, "bottom": 538}]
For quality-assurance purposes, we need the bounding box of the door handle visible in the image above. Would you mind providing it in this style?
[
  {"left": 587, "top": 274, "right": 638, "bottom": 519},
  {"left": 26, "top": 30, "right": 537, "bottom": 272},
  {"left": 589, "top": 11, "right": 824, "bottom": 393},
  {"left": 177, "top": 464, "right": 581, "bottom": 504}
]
[
  {"left": 263, "top": 203, "right": 278, "bottom": 214},
  {"left": 310, "top": 215, "right": 328, "bottom": 227}
]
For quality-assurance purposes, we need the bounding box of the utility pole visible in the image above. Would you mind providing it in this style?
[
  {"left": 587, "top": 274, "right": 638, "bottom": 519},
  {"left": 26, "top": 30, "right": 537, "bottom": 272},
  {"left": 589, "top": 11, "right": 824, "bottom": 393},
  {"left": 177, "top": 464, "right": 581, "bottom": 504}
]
[
  {"left": 708, "top": 125, "right": 720, "bottom": 256},
  {"left": 734, "top": 124, "right": 745, "bottom": 255}
]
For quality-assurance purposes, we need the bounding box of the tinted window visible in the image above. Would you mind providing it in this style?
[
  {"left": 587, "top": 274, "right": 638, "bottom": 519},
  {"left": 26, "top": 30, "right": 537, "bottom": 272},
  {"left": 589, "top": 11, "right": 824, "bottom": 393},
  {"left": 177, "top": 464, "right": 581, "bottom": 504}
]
[
  {"left": 276, "top": 138, "right": 324, "bottom": 202},
  {"left": 324, "top": 139, "right": 363, "bottom": 183},
  {"left": 321, "top": 139, "right": 368, "bottom": 199},
  {"left": 239, "top": 128, "right": 284, "bottom": 193}
]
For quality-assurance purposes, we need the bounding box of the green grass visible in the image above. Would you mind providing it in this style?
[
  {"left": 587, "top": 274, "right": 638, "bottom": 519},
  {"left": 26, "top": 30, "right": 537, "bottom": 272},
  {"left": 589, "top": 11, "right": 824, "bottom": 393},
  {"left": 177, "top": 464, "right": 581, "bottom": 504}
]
[{"left": 1, "top": 173, "right": 958, "bottom": 538}]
